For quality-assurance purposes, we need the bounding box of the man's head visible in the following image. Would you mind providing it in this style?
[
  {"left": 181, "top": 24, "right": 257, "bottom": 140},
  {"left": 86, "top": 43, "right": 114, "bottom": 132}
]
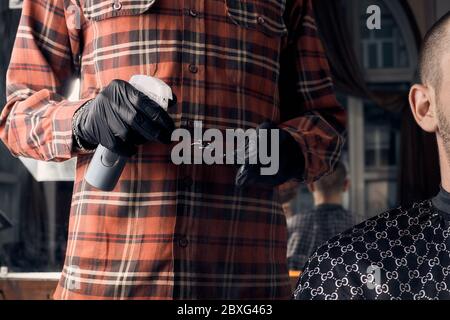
[
  {"left": 418, "top": 12, "right": 450, "bottom": 93},
  {"left": 410, "top": 13, "right": 450, "bottom": 167},
  {"left": 308, "top": 162, "right": 349, "bottom": 206}
]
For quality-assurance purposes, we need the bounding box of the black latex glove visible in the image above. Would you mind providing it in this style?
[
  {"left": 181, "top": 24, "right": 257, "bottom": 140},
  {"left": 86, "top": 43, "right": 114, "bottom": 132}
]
[
  {"left": 73, "top": 79, "right": 176, "bottom": 157},
  {"left": 235, "top": 121, "right": 305, "bottom": 188}
]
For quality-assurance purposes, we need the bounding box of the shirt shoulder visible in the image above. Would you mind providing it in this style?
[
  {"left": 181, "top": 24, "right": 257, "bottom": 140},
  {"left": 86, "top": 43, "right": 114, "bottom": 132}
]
[
  {"left": 294, "top": 200, "right": 435, "bottom": 300},
  {"left": 287, "top": 209, "right": 315, "bottom": 228}
]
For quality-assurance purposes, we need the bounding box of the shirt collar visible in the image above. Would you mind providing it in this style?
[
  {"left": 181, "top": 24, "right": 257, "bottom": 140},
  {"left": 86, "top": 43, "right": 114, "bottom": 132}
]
[
  {"left": 315, "top": 204, "right": 344, "bottom": 211},
  {"left": 432, "top": 187, "right": 450, "bottom": 218}
]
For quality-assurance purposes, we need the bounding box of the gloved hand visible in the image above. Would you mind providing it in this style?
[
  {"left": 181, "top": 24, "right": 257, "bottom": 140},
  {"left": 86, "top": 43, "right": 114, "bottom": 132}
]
[
  {"left": 235, "top": 121, "right": 304, "bottom": 188},
  {"left": 73, "top": 79, "right": 176, "bottom": 156}
]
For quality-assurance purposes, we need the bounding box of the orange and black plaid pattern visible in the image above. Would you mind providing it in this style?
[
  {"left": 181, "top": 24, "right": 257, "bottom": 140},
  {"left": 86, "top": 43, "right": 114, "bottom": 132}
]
[{"left": 0, "top": 0, "right": 346, "bottom": 299}]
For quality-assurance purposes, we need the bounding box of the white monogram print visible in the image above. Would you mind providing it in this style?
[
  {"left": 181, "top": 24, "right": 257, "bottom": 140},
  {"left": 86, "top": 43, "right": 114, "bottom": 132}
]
[{"left": 294, "top": 200, "right": 450, "bottom": 300}]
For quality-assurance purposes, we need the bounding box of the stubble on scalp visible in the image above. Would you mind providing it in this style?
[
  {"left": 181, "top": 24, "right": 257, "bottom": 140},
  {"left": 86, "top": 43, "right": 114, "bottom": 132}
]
[{"left": 436, "top": 97, "right": 450, "bottom": 165}]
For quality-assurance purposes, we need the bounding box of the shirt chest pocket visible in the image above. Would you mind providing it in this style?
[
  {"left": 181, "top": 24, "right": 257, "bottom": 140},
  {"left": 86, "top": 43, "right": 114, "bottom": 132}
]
[
  {"left": 80, "top": 0, "right": 160, "bottom": 87},
  {"left": 81, "top": 0, "right": 156, "bottom": 21},
  {"left": 223, "top": 0, "right": 287, "bottom": 107},
  {"left": 225, "top": 0, "right": 288, "bottom": 37}
]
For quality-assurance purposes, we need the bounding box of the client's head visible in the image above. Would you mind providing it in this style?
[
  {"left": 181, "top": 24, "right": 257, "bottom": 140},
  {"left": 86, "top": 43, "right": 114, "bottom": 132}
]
[
  {"left": 308, "top": 161, "right": 349, "bottom": 206},
  {"left": 410, "top": 12, "right": 450, "bottom": 168}
]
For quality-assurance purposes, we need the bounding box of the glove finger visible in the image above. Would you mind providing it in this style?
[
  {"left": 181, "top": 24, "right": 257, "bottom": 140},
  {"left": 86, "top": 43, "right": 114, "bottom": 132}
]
[
  {"left": 129, "top": 109, "right": 173, "bottom": 143},
  {"left": 112, "top": 79, "right": 144, "bottom": 105},
  {"left": 138, "top": 96, "right": 176, "bottom": 133},
  {"left": 109, "top": 81, "right": 175, "bottom": 138},
  {"left": 168, "top": 93, "right": 178, "bottom": 108},
  {"left": 105, "top": 137, "right": 138, "bottom": 158},
  {"left": 106, "top": 80, "right": 159, "bottom": 126},
  {"left": 236, "top": 164, "right": 286, "bottom": 188},
  {"left": 129, "top": 112, "right": 159, "bottom": 142},
  {"left": 256, "top": 120, "right": 278, "bottom": 131},
  {"left": 150, "top": 121, "right": 173, "bottom": 144},
  {"left": 102, "top": 119, "right": 139, "bottom": 157},
  {"left": 126, "top": 129, "right": 148, "bottom": 146},
  {"left": 129, "top": 114, "right": 173, "bottom": 144},
  {"left": 235, "top": 165, "right": 258, "bottom": 187},
  {"left": 235, "top": 165, "right": 248, "bottom": 187}
]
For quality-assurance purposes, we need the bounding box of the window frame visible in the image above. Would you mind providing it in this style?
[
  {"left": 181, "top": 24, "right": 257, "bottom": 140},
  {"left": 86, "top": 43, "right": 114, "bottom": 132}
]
[
  {"left": 346, "top": 0, "right": 419, "bottom": 218},
  {"left": 353, "top": 0, "right": 419, "bottom": 83}
]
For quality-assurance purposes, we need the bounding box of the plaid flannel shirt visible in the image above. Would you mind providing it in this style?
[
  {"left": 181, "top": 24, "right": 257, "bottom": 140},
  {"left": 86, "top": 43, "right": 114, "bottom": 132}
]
[{"left": 0, "top": 0, "right": 346, "bottom": 299}]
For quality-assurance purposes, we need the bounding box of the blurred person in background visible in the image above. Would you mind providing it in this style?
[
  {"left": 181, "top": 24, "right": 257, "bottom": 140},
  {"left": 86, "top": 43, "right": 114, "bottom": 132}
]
[
  {"left": 278, "top": 181, "right": 301, "bottom": 219},
  {"left": 287, "top": 161, "right": 357, "bottom": 271}
]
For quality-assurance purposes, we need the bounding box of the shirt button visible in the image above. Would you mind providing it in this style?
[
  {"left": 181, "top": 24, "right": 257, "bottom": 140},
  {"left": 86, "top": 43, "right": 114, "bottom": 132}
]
[
  {"left": 189, "top": 64, "right": 198, "bottom": 74},
  {"left": 113, "top": 1, "right": 122, "bottom": 10},
  {"left": 178, "top": 236, "right": 189, "bottom": 248},
  {"left": 257, "top": 16, "right": 265, "bottom": 25},
  {"left": 189, "top": 9, "right": 198, "bottom": 17}
]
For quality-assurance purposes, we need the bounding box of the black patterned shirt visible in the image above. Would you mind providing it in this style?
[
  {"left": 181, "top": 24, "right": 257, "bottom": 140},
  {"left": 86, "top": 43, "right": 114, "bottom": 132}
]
[{"left": 294, "top": 189, "right": 450, "bottom": 300}]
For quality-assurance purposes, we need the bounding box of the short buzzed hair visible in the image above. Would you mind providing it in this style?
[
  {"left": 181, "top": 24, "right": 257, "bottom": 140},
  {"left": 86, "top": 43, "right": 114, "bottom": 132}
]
[
  {"left": 314, "top": 162, "right": 347, "bottom": 197},
  {"left": 419, "top": 12, "right": 450, "bottom": 91}
]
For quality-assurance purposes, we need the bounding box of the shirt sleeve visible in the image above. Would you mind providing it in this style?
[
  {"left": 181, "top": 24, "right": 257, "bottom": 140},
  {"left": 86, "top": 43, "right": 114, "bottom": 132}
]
[
  {"left": 0, "top": 0, "right": 88, "bottom": 161},
  {"left": 293, "top": 251, "right": 356, "bottom": 300},
  {"left": 279, "top": 0, "right": 347, "bottom": 183}
]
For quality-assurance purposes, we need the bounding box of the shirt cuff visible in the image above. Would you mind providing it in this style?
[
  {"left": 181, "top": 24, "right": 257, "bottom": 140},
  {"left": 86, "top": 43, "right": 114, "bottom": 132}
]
[{"left": 52, "top": 98, "right": 93, "bottom": 160}]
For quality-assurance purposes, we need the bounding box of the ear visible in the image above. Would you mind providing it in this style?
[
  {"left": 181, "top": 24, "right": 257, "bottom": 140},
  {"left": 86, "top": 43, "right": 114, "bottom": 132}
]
[
  {"left": 343, "top": 179, "right": 350, "bottom": 192},
  {"left": 409, "top": 84, "right": 438, "bottom": 133}
]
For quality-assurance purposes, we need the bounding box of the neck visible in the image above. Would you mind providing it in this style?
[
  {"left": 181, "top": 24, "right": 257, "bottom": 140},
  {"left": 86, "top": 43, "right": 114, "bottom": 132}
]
[
  {"left": 313, "top": 193, "right": 343, "bottom": 207},
  {"left": 438, "top": 137, "right": 450, "bottom": 193}
]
